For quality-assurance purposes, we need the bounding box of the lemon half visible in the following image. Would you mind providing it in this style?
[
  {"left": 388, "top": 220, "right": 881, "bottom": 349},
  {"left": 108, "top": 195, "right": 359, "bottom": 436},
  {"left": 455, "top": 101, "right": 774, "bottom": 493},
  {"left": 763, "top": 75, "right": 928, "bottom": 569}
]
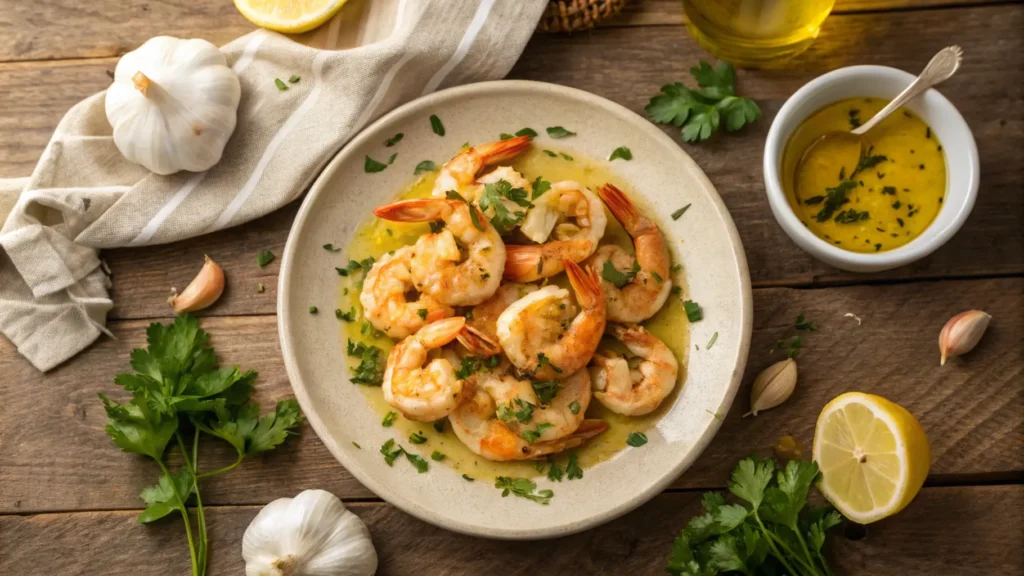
[
  {"left": 234, "top": 0, "right": 349, "bottom": 33},
  {"left": 813, "top": 392, "right": 930, "bottom": 524}
]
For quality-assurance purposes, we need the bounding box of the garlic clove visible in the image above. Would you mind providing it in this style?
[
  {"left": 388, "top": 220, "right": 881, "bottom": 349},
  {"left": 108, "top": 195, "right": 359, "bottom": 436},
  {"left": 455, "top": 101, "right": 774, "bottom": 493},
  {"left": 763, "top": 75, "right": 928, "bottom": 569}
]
[
  {"left": 168, "top": 255, "right": 225, "bottom": 314},
  {"left": 744, "top": 358, "right": 797, "bottom": 417},
  {"left": 939, "top": 310, "right": 991, "bottom": 365}
]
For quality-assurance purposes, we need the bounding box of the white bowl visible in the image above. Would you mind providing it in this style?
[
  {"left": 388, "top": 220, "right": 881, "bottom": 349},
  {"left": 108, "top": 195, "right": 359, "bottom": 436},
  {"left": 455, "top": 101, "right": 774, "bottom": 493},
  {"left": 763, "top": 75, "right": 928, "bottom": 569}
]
[
  {"left": 278, "top": 80, "right": 752, "bottom": 539},
  {"left": 763, "top": 65, "right": 980, "bottom": 273}
]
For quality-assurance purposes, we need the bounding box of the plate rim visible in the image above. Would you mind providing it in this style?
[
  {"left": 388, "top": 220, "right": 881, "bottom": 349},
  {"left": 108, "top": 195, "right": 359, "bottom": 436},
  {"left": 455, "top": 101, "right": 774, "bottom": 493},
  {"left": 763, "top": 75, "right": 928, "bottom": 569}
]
[{"left": 278, "top": 79, "right": 753, "bottom": 539}]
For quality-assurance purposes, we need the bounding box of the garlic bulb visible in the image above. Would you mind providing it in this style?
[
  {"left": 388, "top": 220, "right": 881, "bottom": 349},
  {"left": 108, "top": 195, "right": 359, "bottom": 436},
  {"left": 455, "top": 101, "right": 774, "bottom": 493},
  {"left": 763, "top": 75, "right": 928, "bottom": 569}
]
[
  {"left": 939, "top": 310, "right": 991, "bottom": 365},
  {"left": 105, "top": 36, "right": 241, "bottom": 175},
  {"left": 243, "top": 490, "right": 378, "bottom": 576}
]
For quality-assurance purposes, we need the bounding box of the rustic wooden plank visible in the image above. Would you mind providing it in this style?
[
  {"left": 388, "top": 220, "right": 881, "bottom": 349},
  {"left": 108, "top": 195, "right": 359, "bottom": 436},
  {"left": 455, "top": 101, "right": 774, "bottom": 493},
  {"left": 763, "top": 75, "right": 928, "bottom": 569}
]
[
  {"left": 2, "top": 486, "right": 1022, "bottom": 575},
  {"left": 1, "top": 5, "right": 1019, "bottom": 311},
  {"left": 2, "top": 0, "right": 1013, "bottom": 61},
  {"left": 2, "top": 277, "right": 1019, "bottom": 513}
]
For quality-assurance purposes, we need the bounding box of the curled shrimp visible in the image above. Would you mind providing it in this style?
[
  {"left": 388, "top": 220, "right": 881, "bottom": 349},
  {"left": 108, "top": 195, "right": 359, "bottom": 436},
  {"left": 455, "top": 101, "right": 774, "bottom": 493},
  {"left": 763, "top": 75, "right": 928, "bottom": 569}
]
[
  {"left": 466, "top": 283, "right": 538, "bottom": 344},
  {"left": 449, "top": 370, "right": 607, "bottom": 461},
  {"left": 496, "top": 260, "right": 606, "bottom": 379},
  {"left": 374, "top": 197, "right": 505, "bottom": 307},
  {"left": 431, "top": 136, "right": 531, "bottom": 197},
  {"left": 383, "top": 317, "right": 476, "bottom": 422},
  {"left": 359, "top": 246, "right": 453, "bottom": 339},
  {"left": 588, "top": 324, "right": 678, "bottom": 416},
  {"left": 504, "top": 181, "right": 607, "bottom": 282},
  {"left": 587, "top": 184, "right": 672, "bottom": 323}
]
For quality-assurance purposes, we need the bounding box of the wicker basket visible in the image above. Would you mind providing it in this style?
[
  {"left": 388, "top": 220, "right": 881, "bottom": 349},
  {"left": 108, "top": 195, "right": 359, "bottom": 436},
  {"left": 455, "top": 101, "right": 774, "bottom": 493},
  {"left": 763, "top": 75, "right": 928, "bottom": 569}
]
[{"left": 539, "top": 0, "right": 628, "bottom": 33}]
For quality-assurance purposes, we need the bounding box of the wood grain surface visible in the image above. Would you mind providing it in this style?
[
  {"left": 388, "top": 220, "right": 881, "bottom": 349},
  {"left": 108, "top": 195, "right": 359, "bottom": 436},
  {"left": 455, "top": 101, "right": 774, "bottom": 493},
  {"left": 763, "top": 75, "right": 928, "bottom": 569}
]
[
  {"left": 2, "top": 487, "right": 1021, "bottom": 575},
  {"left": 3, "top": 277, "right": 1019, "bottom": 514},
  {"left": 2, "top": 5, "right": 1020, "bottom": 316},
  {"left": 2, "top": 0, "right": 1022, "bottom": 574}
]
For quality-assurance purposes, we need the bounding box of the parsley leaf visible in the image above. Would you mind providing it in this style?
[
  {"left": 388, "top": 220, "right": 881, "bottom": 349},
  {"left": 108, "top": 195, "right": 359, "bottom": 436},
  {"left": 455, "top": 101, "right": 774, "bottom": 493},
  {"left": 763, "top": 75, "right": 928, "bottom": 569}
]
[
  {"left": 521, "top": 422, "right": 554, "bottom": 443},
  {"left": 531, "top": 379, "right": 562, "bottom": 405},
  {"left": 257, "top": 249, "right": 275, "bottom": 268},
  {"left": 322, "top": 243, "right": 340, "bottom": 252},
  {"left": 364, "top": 155, "right": 389, "bottom": 173},
  {"left": 609, "top": 146, "right": 633, "bottom": 161},
  {"left": 274, "top": 78, "right": 288, "bottom": 91},
  {"left": 382, "top": 411, "right": 397, "bottom": 427},
  {"left": 547, "top": 458, "right": 564, "bottom": 482},
  {"left": 335, "top": 308, "right": 356, "bottom": 322},
  {"left": 683, "top": 300, "right": 703, "bottom": 322},
  {"left": 566, "top": 452, "right": 583, "bottom": 480},
  {"left": 445, "top": 190, "right": 485, "bottom": 232},
  {"left": 546, "top": 126, "right": 576, "bottom": 139},
  {"left": 569, "top": 400, "right": 581, "bottom": 415},
  {"left": 795, "top": 314, "right": 817, "bottom": 331},
  {"left": 385, "top": 133, "right": 404, "bottom": 147},
  {"left": 671, "top": 203, "right": 692, "bottom": 220},
  {"left": 414, "top": 160, "right": 437, "bottom": 175},
  {"left": 429, "top": 114, "right": 445, "bottom": 136},
  {"left": 478, "top": 179, "right": 531, "bottom": 234},
  {"left": 431, "top": 451, "right": 446, "bottom": 461},
  {"left": 535, "top": 352, "right": 563, "bottom": 375},
  {"left": 515, "top": 127, "right": 538, "bottom": 138},
  {"left": 137, "top": 469, "right": 195, "bottom": 523},
  {"left": 288, "top": 75, "right": 300, "bottom": 84},
  {"left": 645, "top": 61, "right": 760, "bottom": 143},
  {"left": 601, "top": 259, "right": 640, "bottom": 288},
  {"left": 531, "top": 176, "right": 552, "bottom": 200},
  {"left": 626, "top": 432, "right": 648, "bottom": 447},
  {"left": 346, "top": 340, "right": 384, "bottom": 385},
  {"left": 495, "top": 476, "right": 553, "bottom": 504}
]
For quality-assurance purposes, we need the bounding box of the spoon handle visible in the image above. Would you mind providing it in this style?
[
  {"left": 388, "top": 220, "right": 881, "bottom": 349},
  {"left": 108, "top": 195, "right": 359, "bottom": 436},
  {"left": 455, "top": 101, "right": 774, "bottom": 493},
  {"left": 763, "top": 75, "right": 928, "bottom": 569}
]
[{"left": 852, "top": 45, "right": 963, "bottom": 136}]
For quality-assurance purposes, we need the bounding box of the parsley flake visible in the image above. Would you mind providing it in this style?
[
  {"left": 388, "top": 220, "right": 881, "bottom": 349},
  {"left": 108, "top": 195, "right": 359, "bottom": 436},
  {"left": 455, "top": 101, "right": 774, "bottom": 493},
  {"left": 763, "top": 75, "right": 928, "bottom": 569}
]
[
  {"left": 414, "top": 160, "right": 437, "bottom": 175},
  {"left": 684, "top": 300, "right": 703, "bottom": 322},
  {"left": 626, "top": 432, "right": 648, "bottom": 447},
  {"left": 385, "top": 133, "right": 404, "bottom": 147},
  {"left": 609, "top": 146, "right": 633, "bottom": 161},
  {"left": 364, "top": 155, "right": 389, "bottom": 173},
  {"left": 671, "top": 204, "right": 692, "bottom": 220},
  {"left": 546, "top": 126, "right": 576, "bottom": 139},
  {"left": 494, "top": 476, "right": 553, "bottom": 504},
  {"left": 429, "top": 114, "right": 445, "bottom": 136},
  {"left": 257, "top": 249, "right": 275, "bottom": 268}
]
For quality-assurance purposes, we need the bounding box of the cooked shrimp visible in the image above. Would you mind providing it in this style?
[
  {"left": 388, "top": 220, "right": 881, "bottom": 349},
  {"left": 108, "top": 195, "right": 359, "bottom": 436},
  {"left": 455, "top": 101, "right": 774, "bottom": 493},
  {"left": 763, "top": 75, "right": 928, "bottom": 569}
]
[
  {"left": 449, "top": 370, "right": 606, "bottom": 461},
  {"left": 589, "top": 324, "right": 678, "bottom": 416},
  {"left": 383, "top": 317, "right": 476, "bottom": 422},
  {"left": 504, "top": 181, "right": 607, "bottom": 282},
  {"left": 431, "top": 136, "right": 531, "bottom": 197},
  {"left": 496, "top": 260, "right": 606, "bottom": 379},
  {"left": 374, "top": 197, "right": 505, "bottom": 307},
  {"left": 587, "top": 184, "right": 672, "bottom": 323},
  {"left": 466, "top": 283, "right": 538, "bottom": 343},
  {"left": 359, "top": 246, "right": 453, "bottom": 339}
]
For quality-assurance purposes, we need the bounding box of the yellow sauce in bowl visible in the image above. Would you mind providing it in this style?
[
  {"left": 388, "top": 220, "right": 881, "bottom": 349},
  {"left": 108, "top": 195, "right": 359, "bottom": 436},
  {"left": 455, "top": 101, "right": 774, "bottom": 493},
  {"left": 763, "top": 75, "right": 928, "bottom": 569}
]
[
  {"left": 337, "top": 146, "right": 691, "bottom": 481},
  {"left": 782, "top": 97, "right": 946, "bottom": 253}
]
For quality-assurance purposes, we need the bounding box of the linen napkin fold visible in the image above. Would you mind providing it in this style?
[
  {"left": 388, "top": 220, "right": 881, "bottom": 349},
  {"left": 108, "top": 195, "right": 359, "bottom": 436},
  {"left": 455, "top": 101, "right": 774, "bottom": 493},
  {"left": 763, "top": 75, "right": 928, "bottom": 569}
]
[{"left": 0, "top": 0, "right": 547, "bottom": 372}]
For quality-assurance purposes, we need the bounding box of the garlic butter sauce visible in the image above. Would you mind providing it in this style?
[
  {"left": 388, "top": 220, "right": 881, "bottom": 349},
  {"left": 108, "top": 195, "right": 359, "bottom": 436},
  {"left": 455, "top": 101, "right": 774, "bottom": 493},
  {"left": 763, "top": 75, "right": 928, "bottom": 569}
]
[
  {"left": 782, "top": 97, "right": 946, "bottom": 253},
  {"left": 338, "top": 146, "right": 691, "bottom": 480}
]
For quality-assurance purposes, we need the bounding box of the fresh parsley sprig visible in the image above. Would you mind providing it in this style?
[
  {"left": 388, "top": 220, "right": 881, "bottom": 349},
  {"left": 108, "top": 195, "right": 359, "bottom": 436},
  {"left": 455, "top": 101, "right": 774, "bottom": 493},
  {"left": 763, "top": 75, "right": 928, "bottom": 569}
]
[
  {"left": 646, "top": 61, "right": 760, "bottom": 143},
  {"left": 666, "top": 457, "right": 843, "bottom": 576},
  {"left": 99, "top": 314, "right": 303, "bottom": 576}
]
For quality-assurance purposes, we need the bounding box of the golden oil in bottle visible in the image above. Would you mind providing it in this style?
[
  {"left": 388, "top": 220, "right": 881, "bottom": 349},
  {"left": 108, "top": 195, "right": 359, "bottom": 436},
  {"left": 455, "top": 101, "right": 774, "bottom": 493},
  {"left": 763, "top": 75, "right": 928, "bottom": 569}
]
[{"left": 682, "top": 0, "right": 835, "bottom": 67}]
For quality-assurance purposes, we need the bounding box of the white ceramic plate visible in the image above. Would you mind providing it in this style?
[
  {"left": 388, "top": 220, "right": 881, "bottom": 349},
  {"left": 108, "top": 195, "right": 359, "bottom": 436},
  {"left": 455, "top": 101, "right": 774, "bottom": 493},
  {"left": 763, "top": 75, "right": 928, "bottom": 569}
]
[{"left": 278, "top": 80, "right": 752, "bottom": 539}]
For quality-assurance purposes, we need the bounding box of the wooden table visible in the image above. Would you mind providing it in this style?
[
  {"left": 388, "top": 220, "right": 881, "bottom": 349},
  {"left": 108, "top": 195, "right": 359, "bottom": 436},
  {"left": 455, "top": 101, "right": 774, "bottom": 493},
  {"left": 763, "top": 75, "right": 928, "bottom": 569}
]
[{"left": 1, "top": 1, "right": 1022, "bottom": 574}]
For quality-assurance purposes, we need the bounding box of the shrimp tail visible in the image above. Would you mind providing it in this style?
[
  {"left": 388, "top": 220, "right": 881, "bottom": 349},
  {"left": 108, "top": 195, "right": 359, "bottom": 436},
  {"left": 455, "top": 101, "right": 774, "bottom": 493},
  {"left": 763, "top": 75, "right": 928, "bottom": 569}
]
[
  {"left": 527, "top": 418, "right": 608, "bottom": 458},
  {"left": 374, "top": 198, "right": 448, "bottom": 222},
  {"left": 457, "top": 325, "right": 502, "bottom": 357},
  {"left": 415, "top": 316, "right": 466, "bottom": 348},
  {"left": 472, "top": 135, "right": 532, "bottom": 166},
  {"left": 503, "top": 240, "right": 593, "bottom": 282},
  {"left": 564, "top": 259, "right": 604, "bottom": 311},
  {"left": 597, "top": 184, "right": 642, "bottom": 234}
]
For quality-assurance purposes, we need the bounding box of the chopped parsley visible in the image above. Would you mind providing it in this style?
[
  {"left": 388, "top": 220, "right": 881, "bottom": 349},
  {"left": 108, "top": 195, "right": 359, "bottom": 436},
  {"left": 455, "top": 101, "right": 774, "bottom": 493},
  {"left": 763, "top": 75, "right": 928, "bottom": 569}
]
[
  {"left": 322, "top": 243, "right": 341, "bottom": 252},
  {"left": 495, "top": 477, "right": 553, "bottom": 504},
  {"left": 566, "top": 452, "right": 583, "bottom": 479},
  {"left": 522, "top": 422, "right": 554, "bottom": 443},
  {"left": 385, "top": 133, "right": 404, "bottom": 147},
  {"left": 536, "top": 353, "right": 563, "bottom": 375},
  {"left": 433, "top": 419, "right": 446, "bottom": 433},
  {"left": 671, "top": 203, "right": 692, "bottom": 220},
  {"left": 559, "top": 152, "right": 574, "bottom": 161},
  {"left": 601, "top": 259, "right": 640, "bottom": 288},
  {"left": 499, "top": 133, "right": 513, "bottom": 140},
  {"left": 274, "top": 78, "right": 288, "bottom": 91},
  {"left": 542, "top": 149, "right": 558, "bottom": 158},
  {"left": 347, "top": 340, "right": 384, "bottom": 385},
  {"left": 462, "top": 474, "right": 475, "bottom": 482},
  {"left": 795, "top": 314, "right": 817, "bottom": 331},
  {"left": 497, "top": 398, "right": 536, "bottom": 424},
  {"left": 479, "top": 179, "right": 531, "bottom": 234},
  {"left": 626, "top": 432, "right": 648, "bottom": 447},
  {"left": 308, "top": 306, "right": 318, "bottom": 314},
  {"left": 569, "top": 400, "right": 581, "bottom": 415},
  {"left": 428, "top": 114, "right": 445, "bottom": 136},
  {"left": 257, "top": 249, "right": 275, "bottom": 268},
  {"left": 431, "top": 451, "right": 446, "bottom": 461},
  {"left": 706, "top": 332, "right": 719, "bottom": 349},
  {"left": 380, "top": 439, "right": 402, "bottom": 466},
  {"left": 531, "top": 176, "right": 552, "bottom": 200},
  {"left": 409, "top": 432, "right": 427, "bottom": 445},
  {"left": 445, "top": 190, "right": 485, "bottom": 232},
  {"left": 335, "top": 308, "right": 355, "bottom": 322},
  {"left": 609, "top": 146, "right": 633, "bottom": 161},
  {"left": 531, "top": 379, "right": 562, "bottom": 405},
  {"left": 546, "top": 126, "right": 576, "bottom": 139},
  {"left": 652, "top": 271, "right": 664, "bottom": 283},
  {"left": 547, "top": 458, "right": 564, "bottom": 482},
  {"left": 515, "top": 127, "right": 538, "bottom": 138},
  {"left": 416, "top": 309, "right": 428, "bottom": 320},
  {"left": 684, "top": 300, "right": 703, "bottom": 322},
  {"left": 414, "top": 160, "right": 437, "bottom": 175},
  {"left": 833, "top": 209, "right": 870, "bottom": 224},
  {"left": 364, "top": 155, "right": 389, "bottom": 173},
  {"left": 382, "top": 411, "right": 397, "bottom": 427},
  {"left": 288, "top": 75, "right": 300, "bottom": 83}
]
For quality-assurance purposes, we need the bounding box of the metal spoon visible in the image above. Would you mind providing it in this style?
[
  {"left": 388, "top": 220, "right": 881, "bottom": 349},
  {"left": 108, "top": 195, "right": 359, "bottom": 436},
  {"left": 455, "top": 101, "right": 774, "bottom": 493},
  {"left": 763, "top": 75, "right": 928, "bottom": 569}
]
[{"left": 796, "top": 46, "right": 964, "bottom": 187}]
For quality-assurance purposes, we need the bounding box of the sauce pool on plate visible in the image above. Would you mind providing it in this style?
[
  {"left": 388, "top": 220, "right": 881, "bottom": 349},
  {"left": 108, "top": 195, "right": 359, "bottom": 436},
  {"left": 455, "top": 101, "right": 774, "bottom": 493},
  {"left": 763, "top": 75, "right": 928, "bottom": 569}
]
[{"left": 782, "top": 97, "right": 946, "bottom": 253}]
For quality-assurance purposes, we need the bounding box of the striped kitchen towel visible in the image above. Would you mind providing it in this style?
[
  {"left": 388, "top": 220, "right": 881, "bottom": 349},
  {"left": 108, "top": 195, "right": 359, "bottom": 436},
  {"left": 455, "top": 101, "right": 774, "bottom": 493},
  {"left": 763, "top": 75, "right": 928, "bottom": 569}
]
[{"left": 0, "top": 0, "right": 547, "bottom": 371}]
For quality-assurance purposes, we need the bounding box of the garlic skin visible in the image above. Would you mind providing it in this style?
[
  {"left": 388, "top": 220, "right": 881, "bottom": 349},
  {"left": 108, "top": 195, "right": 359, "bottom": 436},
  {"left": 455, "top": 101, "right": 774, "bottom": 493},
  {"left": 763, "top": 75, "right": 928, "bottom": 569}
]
[
  {"left": 105, "top": 36, "right": 241, "bottom": 175},
  {"left": 168, "top": 255, "right": 225, "bottom": 313},
  {"left": 243, "top": 490, "right": 378, "bottom": 576},
  {"left": 745, "top": 358, "right": 797, "bottom": 417},
  {"left": 939, "top": 310, "right": 991, "bottom": 365}
]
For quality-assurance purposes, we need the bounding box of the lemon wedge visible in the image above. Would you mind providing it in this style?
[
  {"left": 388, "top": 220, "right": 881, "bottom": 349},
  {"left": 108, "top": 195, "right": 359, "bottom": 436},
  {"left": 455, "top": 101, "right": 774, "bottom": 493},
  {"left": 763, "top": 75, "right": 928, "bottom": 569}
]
[
  {"left": 234, "top": 0, "right": 349, "bottom": 33},
  {"left": 812, "top": 392, "right": 930, "bottom": 524}
]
